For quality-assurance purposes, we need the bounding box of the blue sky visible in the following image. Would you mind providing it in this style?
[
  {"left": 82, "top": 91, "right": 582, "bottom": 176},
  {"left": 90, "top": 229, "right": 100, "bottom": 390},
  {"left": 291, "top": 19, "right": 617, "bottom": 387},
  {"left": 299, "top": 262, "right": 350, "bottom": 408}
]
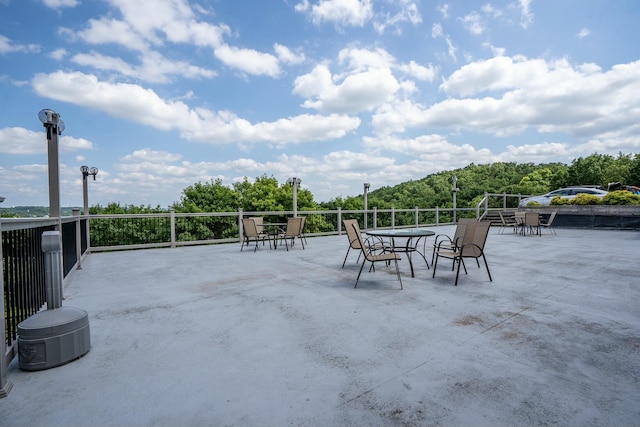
[{"left": 1, "top": 0, "right": 639, "bottom": 208}]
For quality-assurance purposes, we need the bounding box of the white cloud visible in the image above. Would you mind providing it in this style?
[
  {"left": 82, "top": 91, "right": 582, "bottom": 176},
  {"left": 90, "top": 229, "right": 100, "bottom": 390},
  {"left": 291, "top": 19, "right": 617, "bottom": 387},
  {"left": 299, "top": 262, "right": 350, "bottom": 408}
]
[
  {"left": 214, "top": 44, "right": 281, "bottom": 77},
  {"left": 398, "top": 60, "right": 437, "bottom": 81},
  {"left": 42, "top": 0, "right": 79, "bottom": 8},
  {"left": 31, "top": 70, "right": 360, "bottom": 144},
  {"left": 0, "top": 127, "right": 93, "bottom": 155},
  {"left": 293, "top": 64, "right": 400, "bottom": 114},
  {"left": 460, "top": 12, "right": 484, "bottom": 35},
  {"left": 296, "top": 0, "right": 374, "bottom": 27},
  {"left": 518, "top": 0, "right": 534, "bottom": 29},
  {"left": 372, "top": 56, "right": 640, "bottom": 142},
  {"left": 432, "top": 23, "right": 443, "bottom": 38},
  {"left": 0, "top": 34, "right": 40, "bottom": 54},
  {"left": 71, "top": 50, "right": 216, "bottom": 83},
  {"left": 577, "top": 28, "right": 591, "bottom": 38},
  {"left": 373, "top": 0, "right": 422, "bottom": 34},
  {"left": 274, "top": 43, "right": 306, "bottom": 65},
  {"left": 437, "top": 4, "right": 449, "bottom": 19}
]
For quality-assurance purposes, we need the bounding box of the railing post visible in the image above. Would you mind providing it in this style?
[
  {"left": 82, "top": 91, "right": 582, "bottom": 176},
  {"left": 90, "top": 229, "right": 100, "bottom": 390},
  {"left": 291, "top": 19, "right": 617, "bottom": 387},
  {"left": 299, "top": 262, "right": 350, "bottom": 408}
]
[
  {"left": 414, "top": 207, "right": 418, "bottom": 227},
  {"left": 170, "top": 209, "right": 176, "bottom": 248},
  {"left": 337, "top": 208, "right": 342, "bottom": 234},
  {"left": 73, "top": 208, "right": 82, "bottom": 269},
  {"left": 435, "top": 206, "right": 439, "bottom": 226},
  {"left": 372, "top": 207, "right": 377, "bottom": 229},
  {"left": 391, "top": 207, "right": 395, "bottom": 229},
  {"left": 0, "top": 221, "right": 14, "bottom": 398},
  {"left": 238, "top": 208, "right": 243, "bottom": 242}
]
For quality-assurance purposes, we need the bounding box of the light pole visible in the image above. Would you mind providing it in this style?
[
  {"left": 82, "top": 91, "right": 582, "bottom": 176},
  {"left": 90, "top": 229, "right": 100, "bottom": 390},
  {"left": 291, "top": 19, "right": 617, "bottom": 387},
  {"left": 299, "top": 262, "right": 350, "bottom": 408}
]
[
  {"left": 38, "top": 109, "right": 65, "bottom": 219},
  {"left": 452, "top": 175, "right": 458, "bottom": 223},
  {"left": 287, "top": 177, "right": 301, "bottom": 217},
  {"left": 363, "top": 183, "right": 370, "bottom": 230},
  {"left": 81, "top": 166, "right": 98, "bottom": 216}
]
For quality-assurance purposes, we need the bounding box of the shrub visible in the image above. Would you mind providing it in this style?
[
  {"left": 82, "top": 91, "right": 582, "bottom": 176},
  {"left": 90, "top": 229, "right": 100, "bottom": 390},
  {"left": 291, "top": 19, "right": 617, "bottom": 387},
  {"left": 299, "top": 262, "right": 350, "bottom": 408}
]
[
  {"left": 571, "top": 194, "right": 602, "bottom": 205},
  {"left": 550, "top": 196, "right": 570, "bottom": 205},
  {"left": 603, "top": 190, "right": 640, "bottom": 205}
]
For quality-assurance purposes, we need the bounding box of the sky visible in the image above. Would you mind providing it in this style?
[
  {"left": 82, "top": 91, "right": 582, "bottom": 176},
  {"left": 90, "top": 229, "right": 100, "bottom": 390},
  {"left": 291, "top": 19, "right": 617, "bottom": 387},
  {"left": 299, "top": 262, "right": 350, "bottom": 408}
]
[{"left": 1, "top": 0, "right": 639, "bottom": 209}]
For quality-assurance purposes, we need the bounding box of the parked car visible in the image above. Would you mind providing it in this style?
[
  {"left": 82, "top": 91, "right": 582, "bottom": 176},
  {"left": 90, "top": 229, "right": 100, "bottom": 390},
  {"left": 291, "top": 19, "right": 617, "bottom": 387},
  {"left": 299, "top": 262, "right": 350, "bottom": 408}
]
[{"left": 518, "top": 187, "right": 608, "bottom": 207}]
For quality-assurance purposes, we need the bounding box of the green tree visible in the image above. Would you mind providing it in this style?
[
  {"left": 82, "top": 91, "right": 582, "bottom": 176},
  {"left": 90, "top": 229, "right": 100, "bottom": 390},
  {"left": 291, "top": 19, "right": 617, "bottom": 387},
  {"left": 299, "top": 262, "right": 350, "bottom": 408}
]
[
  {"left": 519, "top": 168, "right": 552, "bottom": 195},
  {"left": 174, "top": 179, "right": 239, "bottom": 213}
]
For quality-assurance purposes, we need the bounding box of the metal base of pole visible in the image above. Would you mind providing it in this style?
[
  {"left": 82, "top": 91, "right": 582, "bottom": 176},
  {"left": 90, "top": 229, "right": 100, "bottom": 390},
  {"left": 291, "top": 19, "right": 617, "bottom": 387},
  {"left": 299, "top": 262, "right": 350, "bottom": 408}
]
[{"left": 0, "top": 381, "right": 14, "bottom": 398}]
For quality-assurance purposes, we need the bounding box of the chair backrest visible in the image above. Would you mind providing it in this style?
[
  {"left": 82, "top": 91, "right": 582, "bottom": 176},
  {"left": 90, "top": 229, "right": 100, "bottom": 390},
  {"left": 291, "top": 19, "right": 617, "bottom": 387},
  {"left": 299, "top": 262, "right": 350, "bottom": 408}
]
[
  {"left": 350, "top": 223, "right": 374, "bottom": 261},
  {"left": 543, "top": 211, "right": 557, "bottom": 225},
  {"left": 515, "top": 211, "right": 526, "bottom": 224},
  {"left": 343, "top": 219, "right": 362, "bottom": 249},
  {"left": 524, "top": 212, "right": 539, "bottom": 226},
  {"left": 251, "top": 217, "right": 264, "bottom": 234},
  {"left": 453, "top": 218, "right": 475, "bottom": 246},
  {"left": 499, "top": 212, "right": 516, "bottom": 225},
  {"left": 459, "top": 221, "right": 491, "bottom": 258},
  {"left": 285, "top": 217, "right": 303, "bottom": 237},
  {"left": 242, "top": 218, "right": 259, "bottom": 237}
]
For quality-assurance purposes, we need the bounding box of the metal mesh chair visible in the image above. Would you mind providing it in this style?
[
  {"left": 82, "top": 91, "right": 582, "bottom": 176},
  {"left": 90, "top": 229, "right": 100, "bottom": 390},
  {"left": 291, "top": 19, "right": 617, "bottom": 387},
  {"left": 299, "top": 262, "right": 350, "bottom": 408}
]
[
  {"left": 432, "top": 220, "right": 492, "bottom": 286},
  {"left": 350, "top": 223, "right": 402, "bottom": 289}
]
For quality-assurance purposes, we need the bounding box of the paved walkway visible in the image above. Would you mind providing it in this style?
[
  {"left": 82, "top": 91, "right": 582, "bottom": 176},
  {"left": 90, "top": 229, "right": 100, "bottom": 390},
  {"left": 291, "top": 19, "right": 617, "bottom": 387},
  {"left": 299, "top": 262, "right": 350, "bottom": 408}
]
[{"left": 1, "top": 226, "right": 639, "bottom": 426}]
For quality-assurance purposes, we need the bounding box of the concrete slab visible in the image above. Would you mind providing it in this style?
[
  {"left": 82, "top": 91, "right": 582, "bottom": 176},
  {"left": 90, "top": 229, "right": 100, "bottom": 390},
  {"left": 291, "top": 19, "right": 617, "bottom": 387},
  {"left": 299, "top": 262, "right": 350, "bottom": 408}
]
[{"left": 1, "top": 226, "right": 639, "bottom": 426}]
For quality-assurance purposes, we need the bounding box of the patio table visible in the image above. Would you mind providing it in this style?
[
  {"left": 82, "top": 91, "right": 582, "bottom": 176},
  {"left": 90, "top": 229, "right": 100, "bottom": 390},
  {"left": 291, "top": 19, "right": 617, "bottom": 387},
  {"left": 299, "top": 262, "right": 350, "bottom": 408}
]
[
  {"left": 365, "top": 228, "right": 435, "bottom": 277},
  {"left": 263, "top": 222, "right": 287, "bottom": 248}
]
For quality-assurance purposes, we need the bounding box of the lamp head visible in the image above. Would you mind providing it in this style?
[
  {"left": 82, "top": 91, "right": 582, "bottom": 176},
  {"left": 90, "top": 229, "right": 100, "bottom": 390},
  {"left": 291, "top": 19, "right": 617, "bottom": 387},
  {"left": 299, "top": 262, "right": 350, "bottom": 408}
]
[
  {"left": 81, "top": 165, "right": 89, "bottom": 175},
  {"left": 90, "top": 167, "right": 99, "bottom": 179},
  {"left": 38, "top": 109, "right": 59, "bottom": 125}
]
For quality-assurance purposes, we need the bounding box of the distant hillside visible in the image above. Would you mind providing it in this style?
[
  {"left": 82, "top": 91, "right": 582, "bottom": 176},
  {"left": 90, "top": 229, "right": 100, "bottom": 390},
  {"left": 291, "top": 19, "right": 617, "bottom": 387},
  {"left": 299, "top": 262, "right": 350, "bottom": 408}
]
[{"left": 0, "top": 206, "right": 81, "bottom": 218}]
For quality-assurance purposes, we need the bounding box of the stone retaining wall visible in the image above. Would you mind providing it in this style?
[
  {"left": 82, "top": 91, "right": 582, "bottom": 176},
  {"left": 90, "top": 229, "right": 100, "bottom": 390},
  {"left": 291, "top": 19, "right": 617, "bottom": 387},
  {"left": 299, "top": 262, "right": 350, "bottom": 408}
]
[{"left": 523, "top": 206, "right": 640, "bottom": 229}]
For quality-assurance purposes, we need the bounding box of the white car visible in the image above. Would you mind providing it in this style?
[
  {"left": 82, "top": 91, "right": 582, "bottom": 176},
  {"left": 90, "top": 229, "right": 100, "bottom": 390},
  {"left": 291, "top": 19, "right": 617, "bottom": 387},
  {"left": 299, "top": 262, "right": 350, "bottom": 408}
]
[{"left": 518, "top": 187, "right": 608, "bottom": 207}]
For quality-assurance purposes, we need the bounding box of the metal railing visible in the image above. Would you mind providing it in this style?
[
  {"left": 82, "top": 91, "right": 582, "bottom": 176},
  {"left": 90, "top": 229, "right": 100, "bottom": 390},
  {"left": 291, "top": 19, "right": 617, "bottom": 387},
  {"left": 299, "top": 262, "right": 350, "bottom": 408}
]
[{"left": 1, "top": 193, "right": 526, "bottom": 394}]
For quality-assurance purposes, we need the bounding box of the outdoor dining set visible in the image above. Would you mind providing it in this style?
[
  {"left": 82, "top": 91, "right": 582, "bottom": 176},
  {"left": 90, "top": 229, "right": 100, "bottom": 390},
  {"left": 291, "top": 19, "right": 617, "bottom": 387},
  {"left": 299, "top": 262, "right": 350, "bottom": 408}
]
[
  {"left": 341, "top": 218, "right": 493, "bottom": 288},
  {"left": 241, "top": 216, "right": 306, "bottom": 252},
  {"left": 498, "top": 211, "right": 557, "bottom": 236},
  {"left": 242, "top": 210, "right": 557, "bottom": 289}
]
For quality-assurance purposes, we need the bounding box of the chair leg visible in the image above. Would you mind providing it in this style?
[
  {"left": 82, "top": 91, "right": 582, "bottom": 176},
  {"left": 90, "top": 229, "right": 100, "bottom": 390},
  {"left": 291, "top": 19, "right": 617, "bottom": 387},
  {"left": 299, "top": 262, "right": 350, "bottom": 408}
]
[
  {"left": 342, "top": 247, "right": 352, "bottom": 268},
  {"left": 355, "top": 260, "right": 367, "bottom": 288},
  {"left": 454, "top": 257, "right": 462, "bottom": 286},
  {"left": 393, "top": 259, "right": 403, "bottom": 290},
  {"left": 432, "top": 253, "right": 439, "bottom": 278},
  {"left": 482, "top": 255, "right": 492, "bottom": 282}
]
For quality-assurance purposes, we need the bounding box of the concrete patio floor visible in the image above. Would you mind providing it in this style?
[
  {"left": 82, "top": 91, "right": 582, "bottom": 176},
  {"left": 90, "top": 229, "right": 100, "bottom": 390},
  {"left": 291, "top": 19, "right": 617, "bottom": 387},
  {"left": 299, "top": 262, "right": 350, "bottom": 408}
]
[{"left": 1, "top": 226, "right": 639, "bottom": 427}]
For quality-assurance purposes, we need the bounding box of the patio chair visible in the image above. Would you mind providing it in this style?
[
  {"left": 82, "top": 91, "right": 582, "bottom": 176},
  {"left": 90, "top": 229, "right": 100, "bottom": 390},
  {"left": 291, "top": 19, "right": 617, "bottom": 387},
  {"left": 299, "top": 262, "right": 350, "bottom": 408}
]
[
  {"left": 514, "top": 211, "right": 526, "bottom": 235},
  {"left": 524, "top": 212, "right": 540, "bottom": 236},
  {"left": 341, "top": 219, "right": 387, "bottom": 267},
  {"left": 498, "top": 212, "right": 518, "bottom": 234},
  {"left": 431, "top": 218, "right": 475, "bottom": 265},
  {"left": 539, "top": 211, "right": 557, "bottom": 235},
  {"left": 351, "top": 223, "right": 403, "bottom": 290},
  {"left": 299, "top": 216, "right": 308, "bottom": 245},
  {"left": 250, "top": 216, "right": 266, "bottom": 235},
  {"left": 279, "top": 217, "right": 305, "bottom": 251},
  {"left": 432, "top": 220, "right": 492, "bottom": 286},
  {"left": 241, "top": 218, "right": 271, "bottom": 252}
]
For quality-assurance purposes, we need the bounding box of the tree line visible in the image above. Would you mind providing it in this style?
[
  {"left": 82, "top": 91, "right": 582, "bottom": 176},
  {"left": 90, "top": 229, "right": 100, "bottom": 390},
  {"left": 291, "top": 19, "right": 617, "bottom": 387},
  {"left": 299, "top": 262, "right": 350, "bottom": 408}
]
[{"left": 2, "top": 152, "right": 639, "bottom": 220}]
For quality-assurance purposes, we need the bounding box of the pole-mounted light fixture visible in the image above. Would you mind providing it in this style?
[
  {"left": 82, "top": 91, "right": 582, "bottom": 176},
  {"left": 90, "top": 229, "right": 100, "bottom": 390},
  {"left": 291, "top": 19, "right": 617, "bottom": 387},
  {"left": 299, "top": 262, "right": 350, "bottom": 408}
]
[
  {"left": 287, "top": 177, "right": 301, "bottom": 217},
  {"left": 363, "top": 183, "right": 370, "bottom": 229},
  {"left": 81, "top": 166, "right": 99, "bottom": 216},
  {"left": 38, "top": 109, "right": 65, "bottom": 219},
  {"left": 452, "top": 175, "right": 458, "bottom": 223}
]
